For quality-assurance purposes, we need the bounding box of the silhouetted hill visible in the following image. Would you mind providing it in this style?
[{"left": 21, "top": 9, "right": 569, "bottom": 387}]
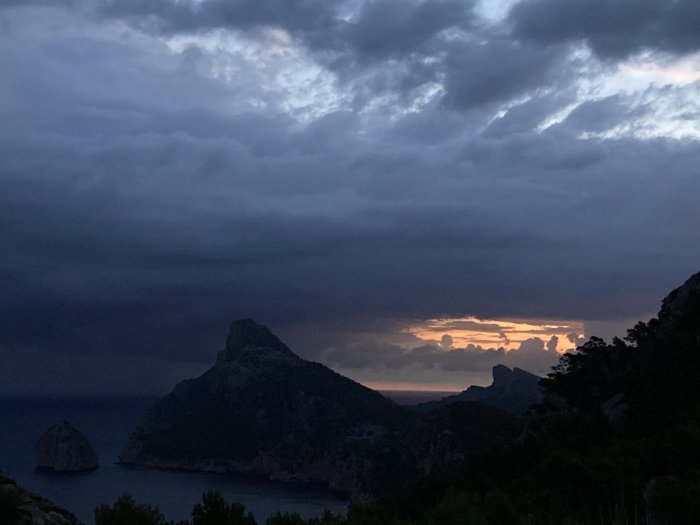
[
  {"left": 414, "top": 365, "right": 542, "bottom": 415},
  {"left": 120, "top": 319, "right": 519, "bottom": 499},
  {"left": 120, "top": 319, "right": 401, "bottom": 496}
]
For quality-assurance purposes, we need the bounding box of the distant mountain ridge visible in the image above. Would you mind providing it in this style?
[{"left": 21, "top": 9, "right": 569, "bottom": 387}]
[
  {"left": 412, "top": 365, "right": 543, "bottom": 416},
  {"left": 120, "top": 319, "right": 521, "bottom": 499},
  {"left": 444, "top": 364, "right": 542, "bottom": 415}
]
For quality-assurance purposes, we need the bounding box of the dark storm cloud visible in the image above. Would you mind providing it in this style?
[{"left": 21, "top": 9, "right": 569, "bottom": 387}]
[
  {"left": 91, "top": 0, "right": 473, "bottom": 65},
  {"left": 441, "top": 38, "right": 566, "bottom": 109},
  {"left": 90, "top": 0, "right": 570, "bottom": 110},
  {"left": 96, "top": 0, "right": 341, "bottom": 34},
  {"left": 1, "top": 2, "right": 699, "bottom": 394},
  {"left": 93, "top": 1, "right": 433, "bottom": 110},
  {"left": 319, "top": 336, "right": 562, "bottom": 377},
  {"left": 95, "top": 0, "right": 473, "bottom": 50},
  {"left": 0, "top": 0, "right": 572, "bottom": 112},
  {"left": 510, "top": 0, "right": 700, "bottom": 58},
  {"left": 0, "top": 0, "right": 74, "bottom": 7},
  {"left": 344, "top": 0, "right": 473, "bottom": 58}
]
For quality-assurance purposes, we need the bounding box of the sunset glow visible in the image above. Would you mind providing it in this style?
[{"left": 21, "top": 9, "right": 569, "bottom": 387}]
[{"left": 406, "top": 317, "right": 585, "bottom": 351}]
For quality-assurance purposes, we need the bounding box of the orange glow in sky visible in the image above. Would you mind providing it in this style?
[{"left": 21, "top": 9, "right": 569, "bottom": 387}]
[
  {"left": 618, "top": 60, "right": 700, "bottom": 85},
  {"left": 406, "top": 316, "right": 585, "bottom": 351}
]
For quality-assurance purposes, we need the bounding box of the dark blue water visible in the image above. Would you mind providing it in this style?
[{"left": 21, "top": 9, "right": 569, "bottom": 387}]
[{"left": 0, "top": 397, "right": 347, "bottom": 524}]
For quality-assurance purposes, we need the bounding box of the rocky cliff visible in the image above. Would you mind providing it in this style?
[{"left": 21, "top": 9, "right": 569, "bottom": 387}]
[
  {"left": 119, "top": 319, "right": 403, "bottom": 497},
  {"left": 447, "top": 365, "right": 543, "bottom": 415},
  {"left": 414, "top": 365, "right": 543, "bottom": 416},
  {"left": 35, "top": 421, "right": 98, "bottom": 473},
  {"left": 119, "top": 319, "right": 519, "bottom": 499},
  {"left": 0, "top": 472, "right": 82, "bottom": 525}
]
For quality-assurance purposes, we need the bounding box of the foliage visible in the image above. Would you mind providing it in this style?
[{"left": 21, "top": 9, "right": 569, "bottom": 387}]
[
  {"left": 95, "top": 492, "right": 350, "bottom": 525},
  {"left": 266, "top": 509, "right": 345, "bottom": 525},
  {"left": 94, "top": 494, "right": 168, "bottom": 525},
  {"left": 192, "top": 491, "right": 257, "bottom": 525},
  {"left": 338, "top": 275, "right": 700, "bottom": 524}
]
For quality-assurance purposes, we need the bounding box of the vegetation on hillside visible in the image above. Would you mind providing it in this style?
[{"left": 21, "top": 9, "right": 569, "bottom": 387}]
[
  {"left": 93, "top": 492, "right": 343, "bottom": 525},
  {"left": 346, "top": 272, "right": 700, "bottom": 524},
  {"left": 0, "top": 472, "right": 81, "bottom": 525}
]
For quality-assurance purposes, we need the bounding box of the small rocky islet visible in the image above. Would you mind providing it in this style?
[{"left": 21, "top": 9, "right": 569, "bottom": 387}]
[{"left": 35, "top": 420, "right": 99, "bottom": 473}]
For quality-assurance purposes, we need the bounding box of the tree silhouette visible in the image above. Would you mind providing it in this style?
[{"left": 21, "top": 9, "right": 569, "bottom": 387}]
[
  {"left": 95, "top": 494, "right": 168, "bottom": 525},
  {"left": 192, "top": 491, "right": 257, "bottom": 525}
]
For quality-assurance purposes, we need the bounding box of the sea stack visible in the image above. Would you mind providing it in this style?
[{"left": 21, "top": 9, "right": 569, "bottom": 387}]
[{"left": 35, "top": 420, "right": 99, "bottom": 472}]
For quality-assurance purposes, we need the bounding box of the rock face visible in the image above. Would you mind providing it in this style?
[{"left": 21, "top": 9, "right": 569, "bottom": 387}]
[
  {"left": 416, "top": 365, "right": 543, "bottom": 416},
  {"left": 36, "top": 421, "right": 99, "bottom": 472},
  {"left": 450, "top": 365, "right": 543, "bottom": 415},
  {"left": 0, "top": 472, "right": 82, "bottom": 524},
  {"left": 119, "top": 319, "right": 401, "bottom": 496},
  {"left": 656, "top": 270, "right": 700, "bottom": 336},
  {"left": 119, "top": 319, "right": 520, "bottom": 499}
]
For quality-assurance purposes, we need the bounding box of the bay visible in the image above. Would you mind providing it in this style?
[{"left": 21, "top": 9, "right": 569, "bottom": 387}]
[{"left": 0, "top": 397, "right": 347, "bottom": 524}]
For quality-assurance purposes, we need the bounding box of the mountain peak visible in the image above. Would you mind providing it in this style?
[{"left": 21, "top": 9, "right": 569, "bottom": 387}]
[
  {"left": 224, "top": 319, "right": 293, "bottom": 355},
  {"left": 119, "top": 318, "right": 402, "bottom": 497},
  {"left": 492, "top": 364, "right": 513, "bottom": 383},
  {"left": 658, "top": 271, "right": 700, "bottom": 326},
  {"left": 492, "top": 365, "right": 540, "bottom": 386},
  {"left": 428, "top": 365, "right": 543, "bottom": 415}
]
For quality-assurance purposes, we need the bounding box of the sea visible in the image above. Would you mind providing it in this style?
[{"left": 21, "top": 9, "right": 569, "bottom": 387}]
[{"left": 0, "top": 396, "right": 348, "bottom": 524}]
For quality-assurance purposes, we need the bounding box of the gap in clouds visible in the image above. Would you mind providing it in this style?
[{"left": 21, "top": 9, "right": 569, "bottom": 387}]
[{"left": 406, "top": 316, "right": 584, "bottom": 349}]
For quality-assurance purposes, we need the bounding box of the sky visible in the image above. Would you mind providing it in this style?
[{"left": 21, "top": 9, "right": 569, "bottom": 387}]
[{"left": 1, "top": 0, "right": 699, "bottom": 395}]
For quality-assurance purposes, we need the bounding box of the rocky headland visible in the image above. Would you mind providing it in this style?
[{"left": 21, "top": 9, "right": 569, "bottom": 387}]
[
  {"left": 119, "top": 319, "right": 522, "bottom": 499},
  {"left": 415, "top": 364, "right": 543, "bottom": 416}
]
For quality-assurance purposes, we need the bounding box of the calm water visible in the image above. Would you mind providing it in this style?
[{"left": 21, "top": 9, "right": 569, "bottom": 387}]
[{"left": 0, "top": 397, "right": 347, "bottom": 524}]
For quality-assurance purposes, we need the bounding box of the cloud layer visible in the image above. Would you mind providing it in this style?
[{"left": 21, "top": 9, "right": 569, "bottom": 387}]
[
  {"left": 1, "top": 0, "right": 699, "bottom": 393},
  {"left": 511, "top": 0, "right": 700, "bottom": 58}
]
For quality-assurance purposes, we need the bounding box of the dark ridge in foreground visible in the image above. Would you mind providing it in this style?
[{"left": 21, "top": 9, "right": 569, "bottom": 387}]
[
  {"left": 36, "top": 420, "right": 99, "bottom": 473},
  {"left": 120, "top": 319, "right": 521, "bottom": 500},
  {"left": 0, "top": 472, "right": 82, "bottom": 525}
]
